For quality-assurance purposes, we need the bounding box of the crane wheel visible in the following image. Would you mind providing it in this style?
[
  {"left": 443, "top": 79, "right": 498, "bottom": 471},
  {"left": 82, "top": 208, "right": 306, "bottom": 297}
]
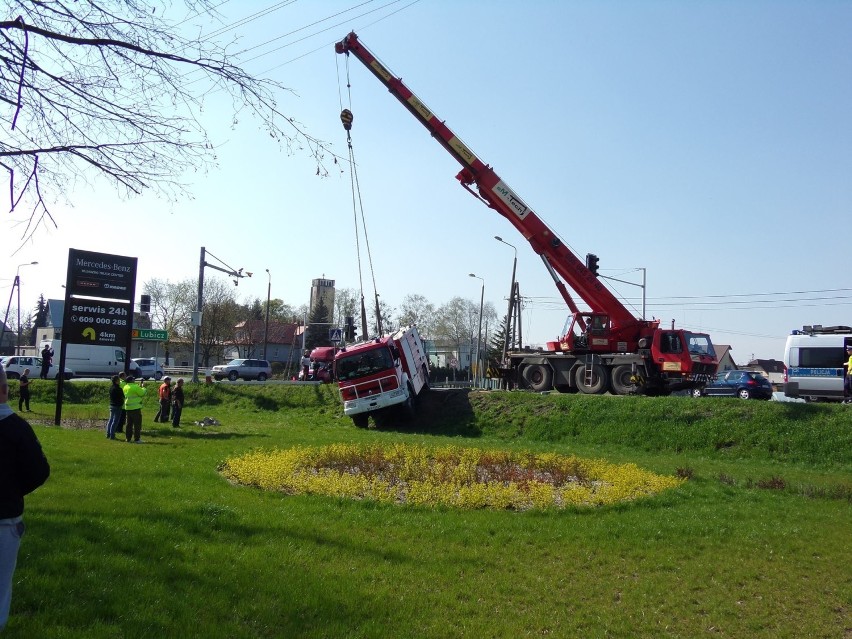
[
  {"left": 609, "top": 365, "right": 638, "bottom": 395},
  {"left": 522, "top": 364, "right": 553, "bottom": 392},
  {"left": 574, "top": 362, "right": 609, "bottom": 394}
]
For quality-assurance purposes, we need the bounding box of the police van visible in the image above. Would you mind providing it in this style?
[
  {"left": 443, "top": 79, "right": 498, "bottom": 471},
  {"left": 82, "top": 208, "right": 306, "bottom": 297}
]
[{"left": 783, "top": 325, "right": 852, "bottom": 401}]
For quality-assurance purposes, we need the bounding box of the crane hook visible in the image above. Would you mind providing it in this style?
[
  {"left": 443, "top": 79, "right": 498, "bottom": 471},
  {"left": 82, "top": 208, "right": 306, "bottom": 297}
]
[{"left": 340, "top": 109, "right": 354, "bottom": 131}]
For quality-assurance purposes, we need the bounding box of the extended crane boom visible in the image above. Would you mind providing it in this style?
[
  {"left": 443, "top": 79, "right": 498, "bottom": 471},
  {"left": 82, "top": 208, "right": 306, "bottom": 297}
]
[
  {"left": 336, "top": 32, "right": 641, "bottom": 341},
  {"left": 336, "top": 32, "right": 717, "bottom": 395}
]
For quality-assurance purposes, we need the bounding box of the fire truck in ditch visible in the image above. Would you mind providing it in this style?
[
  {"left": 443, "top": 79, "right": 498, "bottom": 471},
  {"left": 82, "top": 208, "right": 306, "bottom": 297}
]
[
  {"left": 335, "top": 32, "right": 718, "bottom": 396},
  {"left": 335, "top": 325, "right": 430, "bottom": 428}
]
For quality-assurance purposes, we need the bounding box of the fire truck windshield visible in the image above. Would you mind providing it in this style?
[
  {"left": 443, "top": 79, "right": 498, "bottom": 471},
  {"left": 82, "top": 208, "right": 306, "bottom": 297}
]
[{"left": 336, "top": 348, "right": 394, "bottom": 381}]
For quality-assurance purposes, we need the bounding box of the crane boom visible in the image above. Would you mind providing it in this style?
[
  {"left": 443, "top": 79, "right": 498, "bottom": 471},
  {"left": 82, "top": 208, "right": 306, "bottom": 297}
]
[{"left": 335, "top": 31, "right": 642, "bottom": 339}]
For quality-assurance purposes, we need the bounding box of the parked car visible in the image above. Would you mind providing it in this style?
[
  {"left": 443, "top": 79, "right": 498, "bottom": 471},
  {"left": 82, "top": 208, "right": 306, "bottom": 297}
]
[
  {"left": 132, "top": 358, "right": 164, "bottom": 381},
  {"left": 693, "top": 370, "right": 773, "bottom": 400},
  {"left": 210, "top": 358, "right": 271, "bottom": 381},
  {"left": 1, "top": 355, "right": 74, "bottom": 380}
]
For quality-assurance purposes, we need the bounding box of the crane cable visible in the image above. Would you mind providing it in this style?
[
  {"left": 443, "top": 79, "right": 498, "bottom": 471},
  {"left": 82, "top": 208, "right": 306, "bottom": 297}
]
[{"left": 337, "top": 51, "right": 383, "bottom": 338}]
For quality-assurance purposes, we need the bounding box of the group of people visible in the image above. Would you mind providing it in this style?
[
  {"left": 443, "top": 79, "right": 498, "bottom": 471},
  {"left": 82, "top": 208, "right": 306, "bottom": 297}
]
[{"left": 105, "top": 373, "right": 185, "bottom": 442}]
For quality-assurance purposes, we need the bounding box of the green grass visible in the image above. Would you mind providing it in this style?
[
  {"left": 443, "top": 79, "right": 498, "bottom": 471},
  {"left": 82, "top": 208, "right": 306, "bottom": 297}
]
[{"left": 4, "top": 383, "right": 851, "bottom": 638}]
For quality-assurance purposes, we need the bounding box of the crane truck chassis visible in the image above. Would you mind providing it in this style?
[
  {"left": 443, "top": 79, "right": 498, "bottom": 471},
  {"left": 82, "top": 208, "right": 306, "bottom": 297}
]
[{"left": 335, "top": 32, "right": 718, "bottom": 396}]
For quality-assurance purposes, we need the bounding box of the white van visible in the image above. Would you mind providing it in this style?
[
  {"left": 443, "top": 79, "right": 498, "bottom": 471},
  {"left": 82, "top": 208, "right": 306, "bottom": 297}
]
[
  {"left": 40, "top": 340, "right": 140, "bottom": 379},
  {"left": 783, "top": 326, "right": 852, "bottom": 402}
]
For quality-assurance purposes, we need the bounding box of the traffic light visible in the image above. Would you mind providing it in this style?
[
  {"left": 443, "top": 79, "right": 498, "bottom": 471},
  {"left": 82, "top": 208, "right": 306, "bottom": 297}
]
[
  {"left": 585, "top": 253, "right": 599, "bottom": 277},
  {"left": 344, "top": 316, "right": 356, "bottom": 341},
  {"left": 140, "top": 294, "right": 151, "bottom": 313}
]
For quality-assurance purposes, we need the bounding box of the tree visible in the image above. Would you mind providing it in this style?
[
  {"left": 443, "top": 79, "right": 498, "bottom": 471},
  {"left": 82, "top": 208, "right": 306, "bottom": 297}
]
[
  {"left": 247, "top": 299, "right": 263, "bottom": 322},
  {"left": 489, "top": 315, "right": 509, "bottom": 364},
  {"left": 368, "top": 297, "right": 395, "bottom": 338},
  {"left": 259, "top": 298, "right": 297, "bottom": 324},
  {"left": 143, "top": 277, "right": 196, "bottom": 358},
  {"left": 196, "top": 278, "right": 241, "bottom": 367},
  {"left": 1, "top": 1, "right": 334, "bottom": 240},
  {"left": 144, "top": 275, "right": 238, "bottom": 366},
  {"left": 32, "top": 294, "right": 47, "bottom": 328},
  {"left": 30, "top": 293, "right": 47, "bottom": 344},
  {"left": 333, "top": 287, "right": 359, "bottom": 331},
  {"left": 304, "top": 295, "right": 331, "bottom": 351},
  {"left": 396, "top": 293, "right": 435, "bottom": 338},
  {"left": 433, "top": 297, "right": 476, "bottom": 364}
]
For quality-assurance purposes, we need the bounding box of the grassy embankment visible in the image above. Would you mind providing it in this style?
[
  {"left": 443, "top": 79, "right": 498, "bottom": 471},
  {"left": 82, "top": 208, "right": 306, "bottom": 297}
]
[{"left": 5, "top": 381, "right": 851, "bottom": 638}]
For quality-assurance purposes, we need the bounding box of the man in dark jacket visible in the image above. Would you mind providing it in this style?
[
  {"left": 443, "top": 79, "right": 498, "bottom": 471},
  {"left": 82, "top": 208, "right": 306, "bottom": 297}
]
[
  {"left": 0, "top": 364, "right": 50, "bottom": 630},
  {"left": 39, "top": 344, "right": 53, "bottom": 380}
]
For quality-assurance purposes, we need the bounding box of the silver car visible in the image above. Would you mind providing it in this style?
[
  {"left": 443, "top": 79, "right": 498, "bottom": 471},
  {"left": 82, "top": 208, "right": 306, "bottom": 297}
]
[
  {"left": 132, "top": 358, "right": 164, "bottom": 381},
  {"left": 210, "top": 358, "right": 271, "bottom": 381}
]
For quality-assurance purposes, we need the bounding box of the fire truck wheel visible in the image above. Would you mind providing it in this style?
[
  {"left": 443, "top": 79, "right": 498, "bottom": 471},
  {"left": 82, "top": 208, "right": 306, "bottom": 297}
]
[
  {"left": 402, "top": 385, "right": 416, "bottom": 419},
  {"left": 574, "top": 362, "right": 609, "bottom": 394},
  {"left": 421, "top": 364, "right": 430, "bottom": 391},
  {"left": 609, "top": 365, "right": 637, "bottom": 395},
  {"left": 522, "top": 364, "right": 553, "bottom": 392},
  {"left": 352, "top": 414, "right": 369, "bottom": 428}
]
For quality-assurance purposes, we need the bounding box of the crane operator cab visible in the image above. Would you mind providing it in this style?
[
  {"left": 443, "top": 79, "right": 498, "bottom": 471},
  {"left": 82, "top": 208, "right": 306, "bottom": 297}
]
[{"left": 566, "top": 312, "right": 611, "bottom": 351}]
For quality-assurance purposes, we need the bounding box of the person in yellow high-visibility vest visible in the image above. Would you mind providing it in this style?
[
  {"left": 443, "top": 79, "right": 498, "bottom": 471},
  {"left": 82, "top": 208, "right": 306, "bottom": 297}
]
[{"left": 122, "top": 377, "right": 147, "bottom": 443}]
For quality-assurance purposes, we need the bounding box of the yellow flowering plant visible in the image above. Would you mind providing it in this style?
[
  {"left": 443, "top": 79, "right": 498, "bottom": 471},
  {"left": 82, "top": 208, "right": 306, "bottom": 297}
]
[{"left": 220, "top": 443, "right": 684, "bottom": 511}]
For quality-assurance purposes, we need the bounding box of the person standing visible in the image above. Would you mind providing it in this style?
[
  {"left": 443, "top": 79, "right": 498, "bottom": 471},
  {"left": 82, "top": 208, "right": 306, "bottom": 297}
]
[
  {"left": 170, "top": 378, "right": 185, "bottom": 428},
  {"left": 122, "top": 376, "right": 146, "bottom": 443},
  {"left": 0, "top": 364, "right": 50, "bottom": 631},
  {"left": 105, "top": 375, "right": 123, "bottom": 440},
  {"left": 154, "top": 377, "right": 172, "bottom": 423},
  {"left": 844, "top": 344, "right": 852, "bottom": 404},
  {"left": 17, "top": 369, "right": 31, "bottom": 413},
  {"left": 300, "top": 350, "right": 311, "bottom": 380},
  {"left": 39, "top": 344, "right": 53, "bottom": 380},
  {"left": 116, "top": 372, "right": 127, "bottom": 434}
]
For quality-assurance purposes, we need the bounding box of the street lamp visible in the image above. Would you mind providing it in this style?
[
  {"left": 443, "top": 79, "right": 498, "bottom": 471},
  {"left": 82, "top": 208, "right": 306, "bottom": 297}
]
[
  {"left": 469, "top": 273, "right": 484, "bottom": 388},
  {"left": 263, "top": 269, "right": 271, "bottom": 360},
  {"left": 1, "top": 261, "right": 38, "bottom": 355},
  {"left": 494, "top": 236, "right": 517, "bottom": 363}
]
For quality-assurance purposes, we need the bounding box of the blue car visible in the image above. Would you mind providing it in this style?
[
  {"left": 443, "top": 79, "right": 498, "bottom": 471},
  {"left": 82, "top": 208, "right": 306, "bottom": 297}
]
[{"left": 693, "top": 370, "right": 773, "bottom": 400}]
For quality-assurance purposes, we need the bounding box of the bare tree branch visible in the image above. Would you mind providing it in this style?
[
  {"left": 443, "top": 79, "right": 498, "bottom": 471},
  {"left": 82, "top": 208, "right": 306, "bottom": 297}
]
[{"left": 1, "top": 1, "right": 343, "bottom": 241}]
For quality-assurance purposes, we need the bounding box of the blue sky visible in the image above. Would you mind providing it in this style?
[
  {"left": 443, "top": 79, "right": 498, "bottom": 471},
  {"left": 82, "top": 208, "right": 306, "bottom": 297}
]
[{"left": 2, "top": 0, "right": 850, "bottom": 363}]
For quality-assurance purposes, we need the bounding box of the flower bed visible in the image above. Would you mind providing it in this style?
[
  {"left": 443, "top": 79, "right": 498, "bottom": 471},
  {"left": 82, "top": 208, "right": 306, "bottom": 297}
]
[{"left": 219, "top": 443, "right": 684, "bottom": 511}]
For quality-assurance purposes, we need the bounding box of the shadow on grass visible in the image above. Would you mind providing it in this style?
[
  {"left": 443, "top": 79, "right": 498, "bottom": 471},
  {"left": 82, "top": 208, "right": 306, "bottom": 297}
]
[
  {"left": 145, "top": 429, "right": 266, "bottom": 441},
  {"left": 374, "top": 388, "right": 481, "bottom": 438}
]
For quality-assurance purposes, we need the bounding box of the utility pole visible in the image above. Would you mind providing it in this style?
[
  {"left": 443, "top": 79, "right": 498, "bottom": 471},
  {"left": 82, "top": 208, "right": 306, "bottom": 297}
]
[
  {"left": 469, "top": 273, "right": 484, "bottom": 389},
  {"left": 192, "top": 247, "right": 252, "bottom": 383},
  {"left": 263, "top": 269, "right": 271, "bottom": 361}
]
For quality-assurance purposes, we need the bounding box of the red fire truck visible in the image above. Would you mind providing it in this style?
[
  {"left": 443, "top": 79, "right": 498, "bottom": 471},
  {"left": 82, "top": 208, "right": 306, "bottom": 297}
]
[
  {"left": 335, "top": 326, "right": 430, "bottom": 427},
  {"left": 335, "top": 32, "right": 717, "bottom": 395}
]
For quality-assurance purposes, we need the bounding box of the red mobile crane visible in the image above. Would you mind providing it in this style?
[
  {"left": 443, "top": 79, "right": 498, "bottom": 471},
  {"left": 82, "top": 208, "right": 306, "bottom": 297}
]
[{"left": 335, "top": 32, "right": 717, "bottom": 395}]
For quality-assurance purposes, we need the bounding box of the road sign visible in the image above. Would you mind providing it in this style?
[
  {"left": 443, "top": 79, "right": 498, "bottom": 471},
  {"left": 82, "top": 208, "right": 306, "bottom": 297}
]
[
  {"left": 329, "top": 328, "right": 343, "bottom": 342},
  {"left": 132, "top": 329, "right": 168, "bottom": 341}
]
